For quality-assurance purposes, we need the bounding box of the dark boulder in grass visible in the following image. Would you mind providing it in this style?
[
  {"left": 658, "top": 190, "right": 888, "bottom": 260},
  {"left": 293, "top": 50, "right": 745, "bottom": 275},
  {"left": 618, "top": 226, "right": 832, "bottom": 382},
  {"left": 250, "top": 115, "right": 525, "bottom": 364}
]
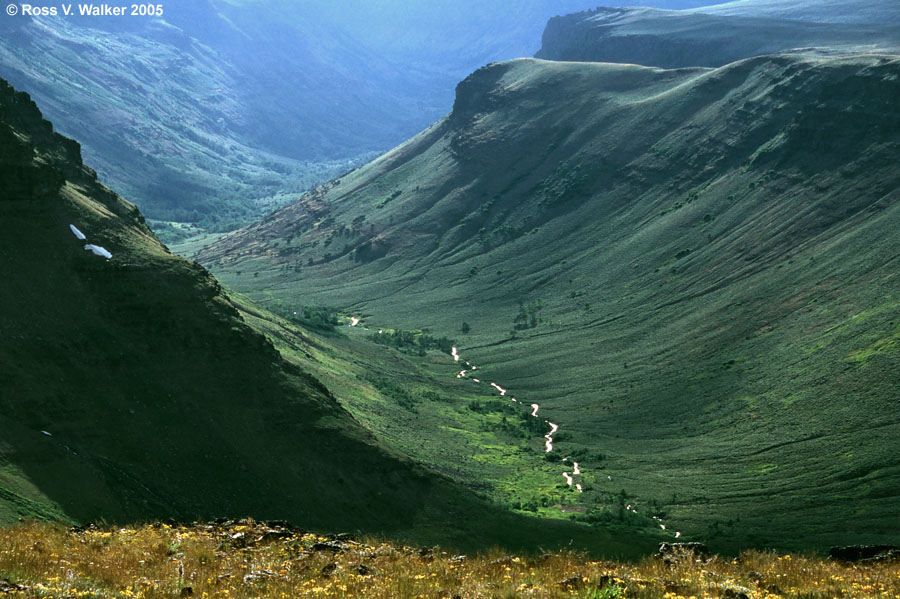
[
  {"left": 829, "top": 545, "right": 900, "bottom": 562},
  {"left": 658, "top": 542, "right": 710, "bottom": 562}
]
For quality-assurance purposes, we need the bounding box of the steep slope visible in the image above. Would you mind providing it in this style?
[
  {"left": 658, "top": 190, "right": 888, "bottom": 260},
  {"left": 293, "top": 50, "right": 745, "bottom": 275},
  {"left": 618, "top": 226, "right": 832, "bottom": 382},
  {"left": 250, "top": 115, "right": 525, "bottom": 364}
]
[
  {"left": 195, "top": 54, "right": 900, "bottom": 550},
  {"left": 0, "top": 77, "right": 662, "bottom": 556},
  {"left": 535, "top": 4, "right": 900, "bottom": 68},
  {"left": 0, "top": 0, "right": 615, "bottom": 231}
]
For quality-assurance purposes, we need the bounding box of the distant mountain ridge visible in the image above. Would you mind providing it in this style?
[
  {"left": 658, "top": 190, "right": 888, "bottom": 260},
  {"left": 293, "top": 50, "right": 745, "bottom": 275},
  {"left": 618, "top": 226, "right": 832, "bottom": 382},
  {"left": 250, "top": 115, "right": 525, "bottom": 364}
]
[
  {"left": 691, "top": 0, "right": 900, "bottom": 23},
  {"left": 536, "top": 1, "right": 900, "bottom": 67}
]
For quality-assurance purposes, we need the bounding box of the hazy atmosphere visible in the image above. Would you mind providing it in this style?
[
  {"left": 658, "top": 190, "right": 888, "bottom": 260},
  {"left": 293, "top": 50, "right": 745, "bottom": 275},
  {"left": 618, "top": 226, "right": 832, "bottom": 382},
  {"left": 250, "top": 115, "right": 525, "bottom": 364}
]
[{"left": 2, "top": 1, "right": 900, "bottom": 597}]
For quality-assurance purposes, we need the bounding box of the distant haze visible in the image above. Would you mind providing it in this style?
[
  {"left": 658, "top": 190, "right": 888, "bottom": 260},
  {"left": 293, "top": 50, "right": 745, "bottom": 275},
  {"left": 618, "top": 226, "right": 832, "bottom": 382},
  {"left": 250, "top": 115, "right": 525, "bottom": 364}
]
[{"left": 1, "top": 0, "right": 882, "bottom": 227}]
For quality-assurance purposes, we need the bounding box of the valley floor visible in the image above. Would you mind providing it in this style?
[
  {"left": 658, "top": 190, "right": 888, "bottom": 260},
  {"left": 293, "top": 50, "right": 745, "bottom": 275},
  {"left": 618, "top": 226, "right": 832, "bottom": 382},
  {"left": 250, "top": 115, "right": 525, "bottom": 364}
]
[{"left": 1, "top": 521, "right": 898, "bottom": 599}]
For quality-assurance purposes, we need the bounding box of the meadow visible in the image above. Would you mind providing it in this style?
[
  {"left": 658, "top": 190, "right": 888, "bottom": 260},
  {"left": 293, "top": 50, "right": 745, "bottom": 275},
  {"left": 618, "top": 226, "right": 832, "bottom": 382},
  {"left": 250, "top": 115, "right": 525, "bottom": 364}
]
[{"left": 2, "top": 521, "right": 898, "bottom": 599}]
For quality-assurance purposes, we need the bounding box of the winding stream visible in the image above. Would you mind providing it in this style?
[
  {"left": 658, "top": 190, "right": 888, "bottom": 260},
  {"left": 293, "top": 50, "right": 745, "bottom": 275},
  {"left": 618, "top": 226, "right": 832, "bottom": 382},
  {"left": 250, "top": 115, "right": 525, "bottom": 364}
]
[
  {"left": 450, "top": 346, "right": 578, "bottom": 491},
  {"left": 351, "top": 327, "right": 681, "bottom": 536},
  {"left": 447, "top": 344, "right": 681, "bottom": 536}
]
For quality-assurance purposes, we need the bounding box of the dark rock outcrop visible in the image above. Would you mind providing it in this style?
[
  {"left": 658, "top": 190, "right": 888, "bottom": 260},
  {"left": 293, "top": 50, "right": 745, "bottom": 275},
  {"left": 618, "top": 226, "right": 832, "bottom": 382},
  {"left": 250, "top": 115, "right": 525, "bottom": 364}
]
[{"left": 829, "top": 545, "right": 900, "bottom": 562}]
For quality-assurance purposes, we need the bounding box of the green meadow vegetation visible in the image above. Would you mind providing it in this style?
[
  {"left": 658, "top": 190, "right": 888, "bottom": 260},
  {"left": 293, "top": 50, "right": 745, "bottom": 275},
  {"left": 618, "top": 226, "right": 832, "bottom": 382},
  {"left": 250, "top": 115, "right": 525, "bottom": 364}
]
[{"left": 231, "top": 295, "right": 656, "bottom": 530}]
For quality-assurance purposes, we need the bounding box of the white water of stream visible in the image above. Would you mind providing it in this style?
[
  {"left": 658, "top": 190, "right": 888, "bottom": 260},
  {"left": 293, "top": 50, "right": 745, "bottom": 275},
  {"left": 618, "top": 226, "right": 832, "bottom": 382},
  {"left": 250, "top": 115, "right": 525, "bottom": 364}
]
[
  {"left": 341, "top": 326, "right": 682, "bottom": 537},
  {"left": 446, "top": 345, "right": 682, "bottom": 535}
]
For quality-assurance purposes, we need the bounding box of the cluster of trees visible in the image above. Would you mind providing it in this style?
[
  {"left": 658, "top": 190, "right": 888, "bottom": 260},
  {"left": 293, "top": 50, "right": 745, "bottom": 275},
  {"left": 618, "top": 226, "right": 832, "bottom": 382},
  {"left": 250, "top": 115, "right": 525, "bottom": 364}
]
[
  {"left": 470, "top": 399, "right": 556, "bottom": 440},
  {"left": 285, "top": 306, "right": 340, "bottom": 332},
  {"left": 365, "top": 374, "right": 417, "bottom": 411},
  {"left": 513, "top": 300, "right": 544, "bottom": 330},
  {"left": 369, "top": 329, "right": 454, "bottom": 356}
]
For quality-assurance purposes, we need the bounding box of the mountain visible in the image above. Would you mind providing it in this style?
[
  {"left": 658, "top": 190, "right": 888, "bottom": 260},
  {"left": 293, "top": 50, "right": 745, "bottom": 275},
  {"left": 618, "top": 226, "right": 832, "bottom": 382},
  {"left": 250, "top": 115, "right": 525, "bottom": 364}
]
[
  {"left": 0, "top": 2, "right": 411, "bottom": 230},
  {"left": 692, "top": 0, "right": 900, "bottom": 23},
  {"left": 0, "top": 77, "right": 663, "bottom": 556},
  {"left": 0, "top": 0, "right": 625, "bottom": 233},
  {"left": 535, "top": 2, "right": 900, "bottom": 68},
  {"left": 194, "top": 53, "right": 900, "bottom": 550}
]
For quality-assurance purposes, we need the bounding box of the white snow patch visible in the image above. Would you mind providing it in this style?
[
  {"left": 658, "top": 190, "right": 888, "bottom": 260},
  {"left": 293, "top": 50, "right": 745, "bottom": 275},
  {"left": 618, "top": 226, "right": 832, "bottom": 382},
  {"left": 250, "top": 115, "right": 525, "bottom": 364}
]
[
  {"left": 69, "top": 224, "right": 86, "bottom": 240},
  {"left": 84, "top": 244, "right": 112, "bottom": 259}
]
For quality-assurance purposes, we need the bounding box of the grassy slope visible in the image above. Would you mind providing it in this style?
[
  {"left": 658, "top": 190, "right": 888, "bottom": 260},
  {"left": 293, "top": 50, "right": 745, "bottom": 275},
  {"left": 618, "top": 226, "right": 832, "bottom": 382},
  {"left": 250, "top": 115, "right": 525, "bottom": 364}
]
[
  {"left": 229, "top": 294, "right": 664, "bottom": 530},
  {"left": 0, "top": 77, "right": 662, "bottom": 558},
  {"left": 193, "top": 54, "right": 900, "bottom": 551}
]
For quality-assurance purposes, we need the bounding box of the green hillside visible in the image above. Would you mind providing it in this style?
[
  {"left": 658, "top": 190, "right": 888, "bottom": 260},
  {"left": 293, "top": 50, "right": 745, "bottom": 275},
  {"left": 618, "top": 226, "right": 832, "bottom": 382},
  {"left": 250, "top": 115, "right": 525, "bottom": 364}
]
[
  {"left": 193, "top": 54, "right": 900, "bottom": 551},
  {"left": 0, "top": 77, "right": 663, "bottom": 558}
]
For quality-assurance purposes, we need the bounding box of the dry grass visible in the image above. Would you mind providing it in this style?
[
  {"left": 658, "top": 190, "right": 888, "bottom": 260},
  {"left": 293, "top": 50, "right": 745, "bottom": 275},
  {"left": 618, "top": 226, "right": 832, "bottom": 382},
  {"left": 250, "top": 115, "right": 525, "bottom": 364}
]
[{"left": 1, "top": 521, "right": 898, "bottom": 599}]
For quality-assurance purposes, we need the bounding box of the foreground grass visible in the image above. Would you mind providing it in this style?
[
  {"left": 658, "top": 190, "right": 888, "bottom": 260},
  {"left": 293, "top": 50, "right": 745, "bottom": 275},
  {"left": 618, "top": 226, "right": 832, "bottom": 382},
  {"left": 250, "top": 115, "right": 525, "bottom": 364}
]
[{"left": 2, "top": 522, "right": 898, "bottom": 599}]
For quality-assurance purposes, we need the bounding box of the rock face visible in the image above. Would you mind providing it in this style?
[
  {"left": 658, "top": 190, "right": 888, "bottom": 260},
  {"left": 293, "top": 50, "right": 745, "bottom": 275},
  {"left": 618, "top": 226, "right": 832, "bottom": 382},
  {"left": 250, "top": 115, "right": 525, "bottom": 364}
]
[{"left": 535, "top": 6, "right": 900, "bottom": 68}]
